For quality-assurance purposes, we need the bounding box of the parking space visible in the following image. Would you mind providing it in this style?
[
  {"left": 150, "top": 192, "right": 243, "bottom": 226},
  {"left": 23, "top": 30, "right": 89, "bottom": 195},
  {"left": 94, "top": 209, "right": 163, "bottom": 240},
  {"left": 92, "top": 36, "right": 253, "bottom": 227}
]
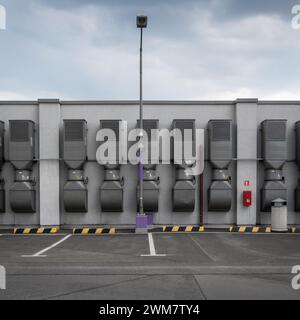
[
  {"left": 0, "top": 234, "right": 68, "bottom": 259},
  {"left": 0, "top": 232, "right": 300, "bottom": 299},
  {"left": 41, "top": 234, "right": 152, "bottom": 264}
]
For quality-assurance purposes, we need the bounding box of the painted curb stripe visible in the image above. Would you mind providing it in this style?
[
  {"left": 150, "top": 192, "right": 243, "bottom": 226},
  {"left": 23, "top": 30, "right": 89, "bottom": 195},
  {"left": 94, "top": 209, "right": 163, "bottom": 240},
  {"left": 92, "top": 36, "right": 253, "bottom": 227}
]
[
  {"left": 162, "top": 226, "right": 206, "bottom": 233},
  {"left": 160, "top": 226, "right": 299, "bottom": 234},
  {"left": 11, "top": 226, "right": 299, "bottom": 235},
  {"left": 229, "top": 226, "right": 268, "bottom": 233},
  {"left": 185, "top": 226, "right": 193, "bottom": 232},
  {"left": 72, "top": 228, "right": 116, "bottom": 235},
  {"left": 252, "top": 226, "right": 260, "bottom": 233},
  {"left": 14, "top": 228, "right": 58, "bottom": 234},
  {"left": 109, "top": 228, "right": 116, "bottom": 234},
  {"left": 95, "top": 228, "right": 103, "bottom": 235},
  {"left": 82, "top": 228, "right": 89, "bottom": 235}
]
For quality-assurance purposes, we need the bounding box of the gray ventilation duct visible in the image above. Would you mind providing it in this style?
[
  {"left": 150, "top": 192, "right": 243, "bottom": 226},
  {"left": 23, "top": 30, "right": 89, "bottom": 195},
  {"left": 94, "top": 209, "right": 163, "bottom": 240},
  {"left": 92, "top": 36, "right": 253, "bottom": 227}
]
[
  {"left": 137, "top": 119, "right": 159, "bottom": 212},
  {"left": 261, "top": 120, "right": 287, "bottom": 212},
  {"left": 8, "top": 120, "right": 36, "bottom": 213},
  {"left": 294, "top": 121, "right": 300, "bottom": 211},
  {"left": 99, "top": 120, "right": 123, "bottom": 212},
  {"left": 0, "top": 121, "right": 5, "bottom": 213},
  {"left": 62, "top": 120, "right": 88, "bottom": 212},
  {"left": 208, "top": 120, "right": 233, "bottom": 212},
  {"left": 171, "top": 119, "right": 196, "bottom": 212}
]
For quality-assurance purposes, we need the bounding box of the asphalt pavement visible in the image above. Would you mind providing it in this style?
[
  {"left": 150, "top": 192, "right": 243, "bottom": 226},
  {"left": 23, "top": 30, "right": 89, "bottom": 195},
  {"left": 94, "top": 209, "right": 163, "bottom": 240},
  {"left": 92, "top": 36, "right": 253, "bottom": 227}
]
[{"left": 0, "top": 232, "right": 300, "bottom": 300}]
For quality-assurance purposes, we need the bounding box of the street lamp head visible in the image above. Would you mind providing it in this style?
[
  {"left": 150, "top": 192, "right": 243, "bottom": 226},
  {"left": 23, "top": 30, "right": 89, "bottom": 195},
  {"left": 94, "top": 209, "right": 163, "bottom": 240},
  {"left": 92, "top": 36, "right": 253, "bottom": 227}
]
[{"left": 137, "top": 15, "right": 147, "bottom": 28}]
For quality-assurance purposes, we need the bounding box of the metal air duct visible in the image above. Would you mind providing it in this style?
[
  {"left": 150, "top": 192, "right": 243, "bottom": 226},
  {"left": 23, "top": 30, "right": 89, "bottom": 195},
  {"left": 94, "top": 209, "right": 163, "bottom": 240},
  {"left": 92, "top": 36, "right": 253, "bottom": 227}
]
[
  {"left": 261, "top": 120, "right": 287, "bottom": 212},
  {"left": 8, "top": 120, "right": 36, "bottom": 213},
  {"left": 99, "top": 120, "right": 124, "bottom": 212},
  {"left": 171, "top": 119, "right": 196, "bottom": 212},
  {"left": 208, "top": 120, "right": 233, "bottom": 211},
  {"left": 62, "top": 119, "right": 88, "bottom": 212}
]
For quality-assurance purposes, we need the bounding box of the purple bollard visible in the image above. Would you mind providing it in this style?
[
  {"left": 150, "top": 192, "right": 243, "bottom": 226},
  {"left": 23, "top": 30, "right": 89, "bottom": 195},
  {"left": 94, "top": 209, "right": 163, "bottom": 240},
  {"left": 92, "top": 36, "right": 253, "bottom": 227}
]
[{"left": 136, "top": 214, "right": 148, "bottom": 229}]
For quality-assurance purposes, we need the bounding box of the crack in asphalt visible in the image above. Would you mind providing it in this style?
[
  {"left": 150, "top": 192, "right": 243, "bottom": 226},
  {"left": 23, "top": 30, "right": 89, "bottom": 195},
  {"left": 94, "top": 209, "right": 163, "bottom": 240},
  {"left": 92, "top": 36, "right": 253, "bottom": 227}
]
[{"left": 40, "top": 275, "right": 151, "bottom": 300}]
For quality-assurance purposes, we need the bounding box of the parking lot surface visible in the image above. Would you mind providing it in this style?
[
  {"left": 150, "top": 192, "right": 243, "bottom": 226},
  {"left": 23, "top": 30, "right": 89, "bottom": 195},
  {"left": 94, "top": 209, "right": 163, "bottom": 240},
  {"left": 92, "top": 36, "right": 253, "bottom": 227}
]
[{"left": 0, "top": 232, "right": 300, "bottom": 300}]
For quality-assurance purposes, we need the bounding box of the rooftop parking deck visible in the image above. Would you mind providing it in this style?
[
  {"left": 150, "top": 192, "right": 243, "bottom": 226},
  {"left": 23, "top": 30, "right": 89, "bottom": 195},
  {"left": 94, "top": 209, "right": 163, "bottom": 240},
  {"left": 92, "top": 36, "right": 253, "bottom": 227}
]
[{"left": 0, "top": 232, "right": 300, "bottom": 300}]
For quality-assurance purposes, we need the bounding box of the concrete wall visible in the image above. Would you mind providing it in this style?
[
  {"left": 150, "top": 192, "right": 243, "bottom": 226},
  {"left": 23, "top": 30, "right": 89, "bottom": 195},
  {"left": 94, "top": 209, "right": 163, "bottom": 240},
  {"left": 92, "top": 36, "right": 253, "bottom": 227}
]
[{"left": 0, "top": 99, "right": 299, "bottom": 227}]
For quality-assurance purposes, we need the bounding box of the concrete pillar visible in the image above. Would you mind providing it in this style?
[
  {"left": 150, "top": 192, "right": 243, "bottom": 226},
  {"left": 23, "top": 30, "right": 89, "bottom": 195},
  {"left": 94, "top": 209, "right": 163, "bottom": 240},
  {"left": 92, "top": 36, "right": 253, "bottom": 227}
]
[
  {"left": 235, "top": 99, "right": 258, "bottom": 226},
  {"left": 38, "top": 99, "right": 61, "bottom": 226}
]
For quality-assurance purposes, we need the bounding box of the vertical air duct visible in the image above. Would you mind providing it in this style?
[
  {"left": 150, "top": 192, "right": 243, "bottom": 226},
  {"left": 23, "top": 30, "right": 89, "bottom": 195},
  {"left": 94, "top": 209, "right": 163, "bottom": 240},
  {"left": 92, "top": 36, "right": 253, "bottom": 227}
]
[
  {"left": 172, "top": 119, "right": 196, "bottom": 212},
  {"left": 0, "top": 121, "right": 5, "bottom": 213},
  {"left": 208, "top": 120, "right": 233, "bottom": 211},
  {"left": 261, "top": 120, "right": 287, "bottom": 212},
  {"left": 63, "top": 120, "right": 88, "bottom": 212},
  {"left": 100, "top": 120, "right": 124, "bottom": 212},
  {"left": 137, "top": 119, "right": 159, "bottom": 212},
  {"left": 294, "top": 121, "right": 300, "bottom": 211},
  {"left": 8, "top": 120, "right": 36, "bottom": 213}
]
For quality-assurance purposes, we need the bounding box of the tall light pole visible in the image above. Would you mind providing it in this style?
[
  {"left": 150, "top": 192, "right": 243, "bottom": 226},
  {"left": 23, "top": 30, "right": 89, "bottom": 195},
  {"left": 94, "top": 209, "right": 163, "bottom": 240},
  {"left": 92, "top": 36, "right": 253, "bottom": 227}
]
[{"left": 137, "top": 15, "right": 147, "bottom": 218}]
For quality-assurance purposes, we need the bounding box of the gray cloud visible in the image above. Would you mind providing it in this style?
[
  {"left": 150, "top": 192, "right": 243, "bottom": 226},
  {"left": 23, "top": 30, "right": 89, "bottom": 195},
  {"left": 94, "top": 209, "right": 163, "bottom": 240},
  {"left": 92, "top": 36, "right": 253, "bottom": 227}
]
[{"left": 0, "top": 0, "right": 299, "bottom": 100}]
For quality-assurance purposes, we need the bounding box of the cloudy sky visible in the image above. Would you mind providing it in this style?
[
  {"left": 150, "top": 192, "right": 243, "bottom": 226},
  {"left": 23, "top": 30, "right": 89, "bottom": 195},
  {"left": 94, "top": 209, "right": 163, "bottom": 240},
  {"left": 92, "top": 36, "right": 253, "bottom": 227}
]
[{"left": 0, "top": 0, "right": 299, "bottom": 100}]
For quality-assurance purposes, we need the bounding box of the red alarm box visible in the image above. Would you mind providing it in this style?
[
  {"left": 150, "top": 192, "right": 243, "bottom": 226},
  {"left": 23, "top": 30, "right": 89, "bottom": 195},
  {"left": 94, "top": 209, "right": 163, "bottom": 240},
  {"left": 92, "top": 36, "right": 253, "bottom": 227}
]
[{"left": 243, "top": 190, "right": 252, "bottom": 206}]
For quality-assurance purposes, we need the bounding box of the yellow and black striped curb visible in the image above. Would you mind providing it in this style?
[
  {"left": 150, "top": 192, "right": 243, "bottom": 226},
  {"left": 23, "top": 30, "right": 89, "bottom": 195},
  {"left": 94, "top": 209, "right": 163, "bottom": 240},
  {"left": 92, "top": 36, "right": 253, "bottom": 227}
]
[
  {"left": 73, "top": 228, "right": 116, "bottom": 235},
  {"left": 162, "top": 226, "right": 205, "bottom": 232},
  {"left": 229, "top": 226, "right": 299, "bottom": 233},
  {"left": 14, "top": 228, "right": 59, "bottom": 234},
  {"left": 157, "top": 226, "right": 300, "bottom": 233}
]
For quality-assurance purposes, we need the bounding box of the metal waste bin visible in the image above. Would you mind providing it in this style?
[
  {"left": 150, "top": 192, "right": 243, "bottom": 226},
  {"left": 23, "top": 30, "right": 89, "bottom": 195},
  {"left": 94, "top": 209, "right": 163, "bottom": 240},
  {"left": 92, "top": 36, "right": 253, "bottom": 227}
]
[{"left": 271, "top": 198, "right": 287, "bottom": 232}]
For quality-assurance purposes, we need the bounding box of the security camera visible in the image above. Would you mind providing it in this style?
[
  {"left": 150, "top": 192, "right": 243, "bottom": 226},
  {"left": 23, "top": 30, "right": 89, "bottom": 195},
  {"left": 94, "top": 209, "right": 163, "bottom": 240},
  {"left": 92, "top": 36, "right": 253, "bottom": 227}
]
[{"left": 137, "top": 15, "right": 147, "bottom": 28}]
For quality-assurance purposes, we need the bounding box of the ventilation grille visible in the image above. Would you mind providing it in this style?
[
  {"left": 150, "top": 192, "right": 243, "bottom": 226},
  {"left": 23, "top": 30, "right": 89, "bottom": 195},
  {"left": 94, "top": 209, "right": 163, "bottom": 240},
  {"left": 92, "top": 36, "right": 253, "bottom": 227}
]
[
  {"left": 100, "top": 120, "right": 120, "bottom": 141},
  {"left": 10, "top": 121, "right": 29, "bottom": 142},
  {"left": 172, "top": 120, "right": 195, "bottom": 143},
  {"left": 65, "top": 121, "right": 84, "bottom": 142},
  {"left": 137, "top": 120, "right": 158, "bottom": 139},
  {"left": 266, "top": 121, "right": 286, "bottom": 141},
  {"left": 212, "top": 121, "right": 231, "bottom": 141},
  {"left": 173, "top": 120, "right": 195, "bottom": 133}
]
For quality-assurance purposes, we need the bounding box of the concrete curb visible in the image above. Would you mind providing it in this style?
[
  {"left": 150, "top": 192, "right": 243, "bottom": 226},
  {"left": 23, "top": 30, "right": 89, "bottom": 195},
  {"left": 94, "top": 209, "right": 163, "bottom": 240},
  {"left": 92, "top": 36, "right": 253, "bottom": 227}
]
[
  {"left": 152, "top": 226, "right": 300, "bottom": 234},
  {"left": 14, "top": 228, "right": 59, "bottom": 234},
  {"left": 2, "top": 226, "right": 299, "bottom": 235},
  {"left": 73, "top": 228, "right": 116, "bottom": 235}
]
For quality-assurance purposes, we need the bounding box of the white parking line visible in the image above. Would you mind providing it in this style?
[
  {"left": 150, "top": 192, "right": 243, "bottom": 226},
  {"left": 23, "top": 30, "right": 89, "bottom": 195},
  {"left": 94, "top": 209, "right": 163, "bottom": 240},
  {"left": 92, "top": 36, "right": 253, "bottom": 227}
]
[
  {"left": 22, "top": 234, "right": 72, "bottom": 258},
  {"left": 141, "top": 233, "right": 166, "bottom": 257}
]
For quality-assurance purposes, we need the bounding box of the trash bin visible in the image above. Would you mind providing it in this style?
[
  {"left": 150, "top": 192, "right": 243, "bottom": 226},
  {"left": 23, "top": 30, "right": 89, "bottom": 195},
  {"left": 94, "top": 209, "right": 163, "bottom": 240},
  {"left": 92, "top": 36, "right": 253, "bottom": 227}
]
[{"left": 271, "top": 198, "right": 288, "bottom": 232}]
